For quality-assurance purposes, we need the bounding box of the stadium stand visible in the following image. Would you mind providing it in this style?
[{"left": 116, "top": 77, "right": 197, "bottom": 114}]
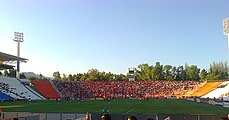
[
  {"left": 19, "top": 79, "right": 46, "bottom": 100},
  {"left": 31, "top": 80, "right": 60, "bottom": 99},
  {"left": 49, "top": 80, "right": 63, "bottom": 97},
  {"left": 190, "top": 81, "right": 223, "bottom": 97},
  {"left": 0, "top": 76, "right": 44, "bottom": 100},
  {"left": 202, "top": 81, "right": 229, "bottom": 99},
  {"left": 53, "top": 80, "right": 200, "bottom": 99},
  {"left": 0, "top": 91, "right": 13, "bottom": 101},
  {"left": 18, "top": 79, "right": 30, "bottom": 84},
  {"left": 222, "top": 94, "right": 229, "bottom": 101}
]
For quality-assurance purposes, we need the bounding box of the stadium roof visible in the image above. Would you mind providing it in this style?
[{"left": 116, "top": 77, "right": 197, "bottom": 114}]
[
  {"left": 0, "top": 52, "right": 28, "bottom": 63},
  {"left": 0, "top": 64, "right": 14, "bottom": 70}
]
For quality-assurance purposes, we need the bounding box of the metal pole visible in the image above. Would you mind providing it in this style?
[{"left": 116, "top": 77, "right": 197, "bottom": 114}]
[
  {"left": 17, "top": 40, "right": 20, "bottom": 73},
  {"left": 13, "top": 32, "right": 23, "bottom": 79},
  {"left": 227, "top": 35, "right": 229, "bottom": 54}
]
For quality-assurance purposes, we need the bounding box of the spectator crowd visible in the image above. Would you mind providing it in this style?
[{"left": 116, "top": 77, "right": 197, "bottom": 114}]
[{"left": 53, "top": 80, "right": 200, "bottom": 99}]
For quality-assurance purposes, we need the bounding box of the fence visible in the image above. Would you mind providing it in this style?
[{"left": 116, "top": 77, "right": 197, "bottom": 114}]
[{"left": 1, "top": 112, "right": 228, "bottom": 120}]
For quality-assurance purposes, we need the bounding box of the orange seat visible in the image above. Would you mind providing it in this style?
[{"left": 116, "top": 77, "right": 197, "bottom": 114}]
[
  {"left": 190, "top": 82, "right": 223, "bottom": 97},
  {"left": 31, "top": 80, "right": 60, "bottom": 99}
]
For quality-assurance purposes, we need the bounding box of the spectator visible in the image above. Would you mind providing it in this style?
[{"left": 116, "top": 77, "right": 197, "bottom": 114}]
[
  {"left": 101, "top": 114, "right": 111, "bottom": 120},
  {"left": 127, "top": 116, "right": 137, "bottom": 120},
  {"left": 86, "top": 112, "right": 90, "bottom": 120},
  {"left": 11, "top": 118, "right": 19, "bottom": 120}
]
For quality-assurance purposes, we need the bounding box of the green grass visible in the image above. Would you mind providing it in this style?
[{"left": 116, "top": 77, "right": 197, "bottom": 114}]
[{"left": 0, "top": 99, "right": 228, "bottom": 115}]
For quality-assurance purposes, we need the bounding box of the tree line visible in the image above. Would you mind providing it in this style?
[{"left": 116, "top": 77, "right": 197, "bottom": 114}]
[
  {"left": 53, "top": 69, "right": 128, "bottom": 81},
  {"left": 52, "top": 61, "right": 229, "bottom": 81}
]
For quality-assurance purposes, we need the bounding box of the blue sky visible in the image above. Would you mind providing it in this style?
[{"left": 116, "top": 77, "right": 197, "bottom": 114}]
[{"left": 0, "top": 0, "right": 229, "bottom": 77}]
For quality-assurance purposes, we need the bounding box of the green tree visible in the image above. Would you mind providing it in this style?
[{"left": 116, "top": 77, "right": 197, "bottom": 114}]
[
  {"left": 152, "top": 62, "right": 164, "bottom": 80},
  {"left": 163, "top": 65, "right": 174, "bottom": 80},
  {"left": 135, "top": 64, "right": 152, "bottom": 80},
  {"left": 185, "top": 64, "right": 200, "bottom": 81},
  {"left": 75, "top": 73, "right": 83, "bottom": 81},
  {"left": 174, "top": 66, "right": 187, "bottom": 80},
  {"left": 180, "top": 66, "right": 187, "bottom": 80},
  {"left": 68, "top": 74, "right": 73, "bottom": 81},
  {"left": 73, "top": 74, "right": 77, "bottom": 81},
  {"left": 172, "top": 66, "right": 177, "bottom": 79},
  {"left": 19, "top": 73, "right": 26, "bottom": 79},
  {"left": 207, "top": 61, "right": 228, "bottom": 80},
  {"left": 62, "top": 74, "right": 68, "bottom": 81},
  {"left": 28, "top": 76, "right": 38, "bottom": 80},
  {"left": 200, "top": 69, "right": 208, "bottom": 80},
  {"left": 113, "top": 74, "right": 126, "bottom": 81},
  {"left": 105, "top": 72, "right": 114, "bottom": 81},
  {"left": 87, "top": 68, "right": 100, "bottom": 81},
  {"left": 53, "top": 71, "right": 61, "bottom": 80},
  {"left": 80, "top": 73, "right": 88, "bottom": 81},
  {"left": 99, "top": 72, "right": 115, "bottom": 81}
]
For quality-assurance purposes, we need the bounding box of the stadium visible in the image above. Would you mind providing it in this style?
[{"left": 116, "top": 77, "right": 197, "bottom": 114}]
[
  {"left": 1, "top": 1, "right": 229, "bottom": 120},
  {"left": 0, "top": 51, "right": 229, "bottom": 120}
]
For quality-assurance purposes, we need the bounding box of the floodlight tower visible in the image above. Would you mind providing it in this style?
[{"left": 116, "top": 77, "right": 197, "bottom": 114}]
[
  {"left": 223, "top": 18, "right": 229, "bottom": 52},
  {"left": 13, "top": 32, "right": 24, "bottom": 78}
]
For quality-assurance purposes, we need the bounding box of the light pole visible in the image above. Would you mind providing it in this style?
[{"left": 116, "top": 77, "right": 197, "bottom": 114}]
[
  {"left": 13, "top": 32, "right": 24, "bottom": 78},
  {"left": 223, "top": 18, "right": 229, "bottom": 52},
  {"left": 223, "top": 18, "right": 229, "bottom": 103}
]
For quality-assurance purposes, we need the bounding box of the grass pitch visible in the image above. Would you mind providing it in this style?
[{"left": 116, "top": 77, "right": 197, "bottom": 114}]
[{"left": 0, "top": 99, "right": 228, "bottom": 114}]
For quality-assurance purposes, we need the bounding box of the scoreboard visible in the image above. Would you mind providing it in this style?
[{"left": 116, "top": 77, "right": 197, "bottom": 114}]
[{"left": 128, "top": 67, "right": 135, "bottom": 81}]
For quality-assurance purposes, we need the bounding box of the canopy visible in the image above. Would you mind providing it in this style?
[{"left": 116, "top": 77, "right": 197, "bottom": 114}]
[
  {"left": 0, "top": 52, "right": 28, "bottom": 63},
  {"left": 0, "top": 52, "right": 28, "bottom": 70},
  {"left": 0, "top": 64, "right": 14, "bottom": 70}
]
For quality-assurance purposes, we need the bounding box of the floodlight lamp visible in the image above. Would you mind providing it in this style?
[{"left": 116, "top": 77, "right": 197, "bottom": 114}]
[
  {"left": 13, "top": 32, "right": 24, "bottom": 42},
  {"left": 223, "top": 18, "right": 229, "bottom": 35}
]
